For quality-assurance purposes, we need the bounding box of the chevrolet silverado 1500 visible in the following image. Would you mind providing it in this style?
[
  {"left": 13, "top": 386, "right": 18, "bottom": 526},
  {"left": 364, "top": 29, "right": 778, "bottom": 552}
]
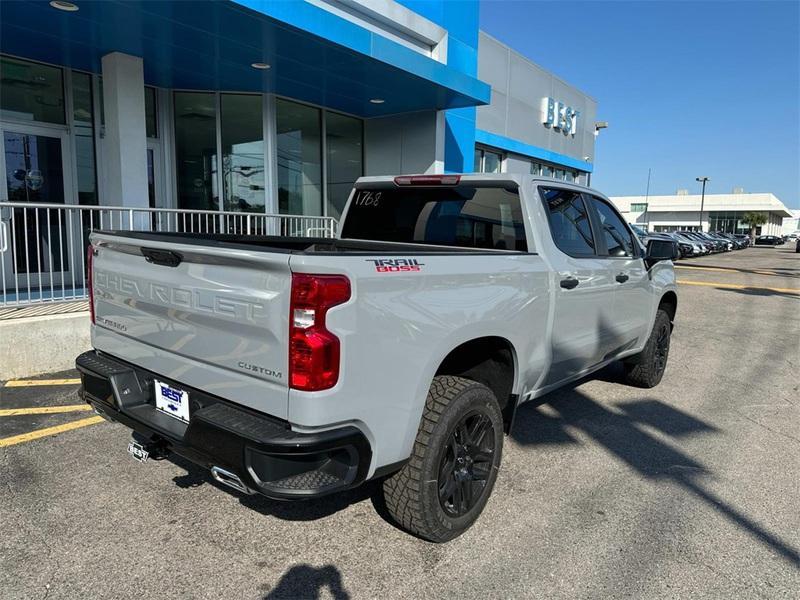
[{"left": 77, "top": 174, "right": 678, "bottom": 542}]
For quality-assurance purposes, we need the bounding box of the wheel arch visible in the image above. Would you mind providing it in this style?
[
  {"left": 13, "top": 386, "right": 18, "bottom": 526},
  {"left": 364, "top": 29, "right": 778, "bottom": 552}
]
[
  {"left": 433, "top": 336, "right": 519, "bottom": 431},
  {"left": 659, "top": 290, "right": 678, "bottom": 326}
]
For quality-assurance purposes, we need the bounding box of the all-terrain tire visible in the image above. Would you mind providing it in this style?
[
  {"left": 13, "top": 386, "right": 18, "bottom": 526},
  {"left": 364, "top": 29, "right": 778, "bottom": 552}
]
[
  {"left": 624, "top": 309, "right": 672, "bottom": 388},
  {"left": 382, "top": 376, "right": 503, "bottom": 543}
]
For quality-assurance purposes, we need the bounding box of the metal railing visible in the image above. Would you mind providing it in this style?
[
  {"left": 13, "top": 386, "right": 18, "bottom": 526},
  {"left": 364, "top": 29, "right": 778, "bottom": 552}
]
[{"left": 0, "top": 202, "right": 339, "bottom": 307}]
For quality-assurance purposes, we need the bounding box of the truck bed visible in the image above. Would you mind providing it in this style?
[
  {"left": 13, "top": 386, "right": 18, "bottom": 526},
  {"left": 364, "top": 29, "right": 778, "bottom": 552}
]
[{"left": 102, "top": 231, "right": 528, "bottom": 256}]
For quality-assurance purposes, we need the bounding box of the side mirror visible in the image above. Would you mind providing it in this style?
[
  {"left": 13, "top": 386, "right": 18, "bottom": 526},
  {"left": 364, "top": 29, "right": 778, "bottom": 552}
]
[{"left": 645, "top": 239, "right": 678, "bottom": 267}]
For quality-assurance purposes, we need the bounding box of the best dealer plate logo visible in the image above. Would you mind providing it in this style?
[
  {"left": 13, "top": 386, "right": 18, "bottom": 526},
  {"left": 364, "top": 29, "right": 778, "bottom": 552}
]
[{"left": 366, "top": 258, "right": 424, "bottom": 273}]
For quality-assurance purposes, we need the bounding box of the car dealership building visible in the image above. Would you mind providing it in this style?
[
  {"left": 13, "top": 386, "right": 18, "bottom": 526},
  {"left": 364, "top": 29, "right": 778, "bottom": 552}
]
[
  {"left": 0, "top": 0, "right": 597, "bottom": 222},
  {"left": 611, "top": 190, "right": 793, "bottom": 236}
]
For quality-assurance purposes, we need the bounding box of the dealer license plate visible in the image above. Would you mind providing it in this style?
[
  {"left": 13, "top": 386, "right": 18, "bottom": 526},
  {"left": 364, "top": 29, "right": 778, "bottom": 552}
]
[{"left": 154, "top": 380, "right": 190, "bottom": 423}]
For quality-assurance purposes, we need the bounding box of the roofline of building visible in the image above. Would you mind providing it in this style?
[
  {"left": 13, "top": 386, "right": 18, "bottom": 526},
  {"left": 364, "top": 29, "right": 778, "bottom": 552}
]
[{"left": 478, "top": 30, "right": 598, "bottom": 104}]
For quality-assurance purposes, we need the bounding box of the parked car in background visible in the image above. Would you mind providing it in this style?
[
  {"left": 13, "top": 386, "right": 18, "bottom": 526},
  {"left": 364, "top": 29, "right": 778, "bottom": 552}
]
[
  {"left": 673, "top": 232, "right": 709, "bottom": 255},
  {"left": 628, "top": 226, "right": 685, "bottom": 259},
  {"left": 734, "top": 234, "right": 751, "bottom": 247},
  {"left": 699, "top": 232, "right": 730, "bottom": 252},
  {"left": 651, "top": 232, "right": 697, "bottom": 258},
  {"left": 718, "top": 233, "right": 748, "bottom": 249},
  {"left": 755, "top": 235, "right": 783, "bottom": 246},
  {"left": 706, "top": 232, "right": 734, "bottom": 251},
  {"left": 679, "top": 231, "right": 718, "bottom": 253}
]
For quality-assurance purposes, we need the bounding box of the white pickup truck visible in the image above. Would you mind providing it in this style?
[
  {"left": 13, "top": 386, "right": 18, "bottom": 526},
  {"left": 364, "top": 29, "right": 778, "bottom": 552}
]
[{"left": 77, "top": 174, "right": 678, "bottom": 542}]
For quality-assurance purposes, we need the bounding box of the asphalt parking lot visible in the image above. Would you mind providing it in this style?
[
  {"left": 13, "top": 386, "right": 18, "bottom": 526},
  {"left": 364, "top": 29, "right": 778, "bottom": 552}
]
[{"left": 1, "top": 247, "right": 798, "bottom": 599}]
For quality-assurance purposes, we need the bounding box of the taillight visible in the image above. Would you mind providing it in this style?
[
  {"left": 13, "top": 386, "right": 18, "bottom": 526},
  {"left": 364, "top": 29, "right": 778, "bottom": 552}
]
[
  {"left": 289, "top": 273, "right": 351, "bottom": 391},
  {"left": 87, "top": 244, "right": 95, "bottom": 324}
]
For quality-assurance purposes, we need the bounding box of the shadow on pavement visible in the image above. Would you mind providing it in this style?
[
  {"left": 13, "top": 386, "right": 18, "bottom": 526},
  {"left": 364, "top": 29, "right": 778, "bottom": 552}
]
[
  {"left": 511, "top": 374, "right": 800, "bottom": 566},
  {"left": 168, "top": 452, "right": 384, "bottom": 521},
  {"left": 680, "top": 263, "right": 799, "bottom": 279},
  {"left": 714, "top": 286, "right": 800, "bottom": 299},
  {"left": 263, "top": 564, "right": 350, "bottom": 600}
]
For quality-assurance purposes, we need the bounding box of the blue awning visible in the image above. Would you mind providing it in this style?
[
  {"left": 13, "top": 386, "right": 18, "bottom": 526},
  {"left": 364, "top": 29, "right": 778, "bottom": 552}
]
[{"left": 0, "top": 0, "right": 490, "bottom": 117}]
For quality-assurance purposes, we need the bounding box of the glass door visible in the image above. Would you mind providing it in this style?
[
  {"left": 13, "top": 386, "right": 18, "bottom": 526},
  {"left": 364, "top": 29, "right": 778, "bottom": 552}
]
[{"left": 0, "top": 123, "right": 75, "bottom": 300}]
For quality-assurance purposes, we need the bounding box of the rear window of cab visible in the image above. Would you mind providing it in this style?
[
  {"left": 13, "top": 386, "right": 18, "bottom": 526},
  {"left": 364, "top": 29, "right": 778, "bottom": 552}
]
[{"left": 341, "top": 186, "right": 527, "bottom": 251}]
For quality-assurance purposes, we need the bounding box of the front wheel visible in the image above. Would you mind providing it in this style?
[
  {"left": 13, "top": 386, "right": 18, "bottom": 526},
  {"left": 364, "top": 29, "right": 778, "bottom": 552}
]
[
  {"left": 382, "top": 376, "right": 504, "bottom": 542},
  {"left": 623, "top": 309, "right": 672, "bottom": 388}
]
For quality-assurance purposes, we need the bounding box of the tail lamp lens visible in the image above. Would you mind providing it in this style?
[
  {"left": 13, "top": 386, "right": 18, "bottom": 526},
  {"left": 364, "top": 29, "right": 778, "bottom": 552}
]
[
  {"left": 87, "top": 244, "right": 95, "bottom": 324},
  {"left": 289, "top": 273, "right": 351, "bottom": 391}
]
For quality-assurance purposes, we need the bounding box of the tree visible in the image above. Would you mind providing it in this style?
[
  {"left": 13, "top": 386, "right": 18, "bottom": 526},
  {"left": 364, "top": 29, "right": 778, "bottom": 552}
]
[{"left": 741, "top": 212, "right": 767, "bottom": 240}]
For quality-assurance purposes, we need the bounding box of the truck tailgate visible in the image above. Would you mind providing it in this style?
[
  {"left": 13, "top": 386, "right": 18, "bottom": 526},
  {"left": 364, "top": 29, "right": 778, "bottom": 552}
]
[{"left": 90, "top": 232, "right": 291, "bottom": 419}]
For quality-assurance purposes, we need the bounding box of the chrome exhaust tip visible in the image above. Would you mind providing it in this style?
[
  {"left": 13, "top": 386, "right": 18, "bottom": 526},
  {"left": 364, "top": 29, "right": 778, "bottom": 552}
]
[{"left": 210, "top": 466, "right": 254, "bottom": 495}]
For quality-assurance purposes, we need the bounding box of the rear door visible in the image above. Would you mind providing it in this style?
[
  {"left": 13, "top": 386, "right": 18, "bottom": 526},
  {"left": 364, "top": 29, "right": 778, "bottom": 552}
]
[
  {"left": 539, "top": 187, "right": 617, "bottom": 386},
  {"left": 584, "top": 194, "right": 652, "bottom": 353},
  {"left": 90, "top": 232, "right": 292, "bottom": 419}
]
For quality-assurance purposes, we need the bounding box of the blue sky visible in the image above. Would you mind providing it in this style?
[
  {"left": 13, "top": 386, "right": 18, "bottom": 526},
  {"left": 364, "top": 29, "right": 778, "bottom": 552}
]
[{"left": 479, "top": 0, "right": 800, "bottom": 208}]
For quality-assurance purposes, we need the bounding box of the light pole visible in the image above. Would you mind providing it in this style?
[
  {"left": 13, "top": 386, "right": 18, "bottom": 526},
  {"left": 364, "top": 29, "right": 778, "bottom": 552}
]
[{"left": 696, "top": 176, "right": 710, "bottom": 231}]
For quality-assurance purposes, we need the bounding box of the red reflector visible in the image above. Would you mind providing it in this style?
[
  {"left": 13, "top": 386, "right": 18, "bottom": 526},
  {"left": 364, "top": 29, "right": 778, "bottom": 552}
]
[
  {"left": 289, "top": 273, "right": 351, "bottom": 391},
  {"left": 87, "top": 244, "right": 95, "bottom": 324},
  {"left": 394, "top": 174, "right": 461, "bottom": 186}
]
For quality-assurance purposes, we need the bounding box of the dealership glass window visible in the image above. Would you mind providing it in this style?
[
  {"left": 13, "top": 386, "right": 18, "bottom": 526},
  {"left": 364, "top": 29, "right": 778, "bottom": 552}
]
[
  {"left": 0, "top": 56, "right": 65, "bottom": 124},
  {"left": 474, "top": 147, "right": 502, "bottom": 173},
  {"left": 542, "top": 165, "right": 554, "bottom": 178},
  {"left": 326, "top": 111, "right": 363, "bottom": 220},
  {"left": 564, "top": 171, "right": 575, "bottom": 183},
  {"left": 220, "top": 94, "right": 264, "bottom": 212},
  {"left": 630, "top": 203, "right": 648, "bottom": 212},
  {"left": 145, "top": 87, "right": 158, "bottom": 138},
  {"left": 530, "top": 162, "right": 542, "bottom": 176},
  {"left": 276, "top": 98, "right": 322, "bottom": 215},
  {"left": 174, "top": 92, "right": 218, "bottom": 210},
  {"left": 72, "top": 71, "right": 98, "bottom": 205},
  {"left": 483, "top": 150, "right": 502, "bottom": 173},
  {"left": 98, "top": 79, "right": 157, "bottom": 138}
]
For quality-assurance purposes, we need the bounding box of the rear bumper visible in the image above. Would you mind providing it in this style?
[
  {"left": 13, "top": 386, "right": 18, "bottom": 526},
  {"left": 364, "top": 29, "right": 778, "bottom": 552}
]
[{"left": 76, "top": 350, "right": 371, "bottom": 500}]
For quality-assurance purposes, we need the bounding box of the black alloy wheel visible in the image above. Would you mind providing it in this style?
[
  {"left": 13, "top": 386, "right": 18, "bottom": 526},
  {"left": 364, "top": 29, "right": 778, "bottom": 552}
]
[
  {"left": 653, "top": 321, "right": 670, "bottom": 375},
  {"left": 437, "top": 410, "right": 496, "bottom": 517}
]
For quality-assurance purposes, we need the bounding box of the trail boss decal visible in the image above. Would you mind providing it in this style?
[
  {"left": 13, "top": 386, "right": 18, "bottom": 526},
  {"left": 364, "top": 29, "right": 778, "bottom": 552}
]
[{"left": 367, "top": 258, "right": 424, "bottom": 273}]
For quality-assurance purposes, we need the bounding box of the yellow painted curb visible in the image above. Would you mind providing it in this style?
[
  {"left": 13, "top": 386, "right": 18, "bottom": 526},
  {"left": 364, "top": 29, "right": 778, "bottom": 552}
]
[{"left": 677, "top": 280, "right": 800, "bottom": 294}]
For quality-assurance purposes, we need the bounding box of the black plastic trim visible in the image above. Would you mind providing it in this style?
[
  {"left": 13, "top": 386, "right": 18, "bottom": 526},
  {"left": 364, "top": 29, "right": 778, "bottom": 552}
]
[{"left": 76, "top": 350, "right": 372, "bottom": 500}]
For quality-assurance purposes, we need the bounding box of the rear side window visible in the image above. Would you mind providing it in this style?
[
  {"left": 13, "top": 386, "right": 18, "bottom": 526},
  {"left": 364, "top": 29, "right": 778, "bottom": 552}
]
[
  {"left": 541, "top": 188, "right": 595, "bottom": 256},
  {"left": 587, "top": 195, "right": 636, "bottom": 257},
  {"left": 341, "top": 186, "right": 527, "bottom": 251}
]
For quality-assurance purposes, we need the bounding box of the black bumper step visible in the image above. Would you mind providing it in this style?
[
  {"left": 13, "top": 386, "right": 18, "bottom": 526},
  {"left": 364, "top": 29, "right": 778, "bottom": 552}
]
[{"left": 76, "top": 350, "right": 371, "bottom": 499}]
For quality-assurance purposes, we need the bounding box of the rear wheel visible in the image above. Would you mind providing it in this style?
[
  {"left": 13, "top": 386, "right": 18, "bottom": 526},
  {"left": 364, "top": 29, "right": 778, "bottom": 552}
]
[
  {"left": 624, "top": 309, "right": 672, "bottom": 388},
  {"left": 382, "top": 376, "right": 503, "bottom": 542}
]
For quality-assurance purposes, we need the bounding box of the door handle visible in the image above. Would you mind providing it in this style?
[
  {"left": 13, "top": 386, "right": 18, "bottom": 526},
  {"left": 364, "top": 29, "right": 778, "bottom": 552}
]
[
  {"left": 616, "top": 273, "right": 629, "bottom": 283},
  {"left": 560, "top": 277, "right": 579, "bottom": 290}
]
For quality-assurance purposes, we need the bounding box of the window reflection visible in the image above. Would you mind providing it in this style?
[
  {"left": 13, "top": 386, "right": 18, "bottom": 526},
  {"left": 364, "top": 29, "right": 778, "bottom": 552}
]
[
  {"left": 0, "top": 56, "right": 65, "bottom": 124},
  {"left": 174, "top": 92, "right": 217, "bottom": 210},
  {"left": 325, "top": 111, "right": 362, "bottom": 220},
  {"left": 483, "top": 151, "right": 502, "bottom": 173},
  {"left": 145, "top": 87, "right": 158, "bottom": 138},
  {"left": 72, "top": 71, "right": 97, "bottom": 205},
  {"left": 221, "top": 94, "right": 264, "bottom": 212},
  {"left": 277, "top": 99, "right": 322, "bottom": 216}
]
